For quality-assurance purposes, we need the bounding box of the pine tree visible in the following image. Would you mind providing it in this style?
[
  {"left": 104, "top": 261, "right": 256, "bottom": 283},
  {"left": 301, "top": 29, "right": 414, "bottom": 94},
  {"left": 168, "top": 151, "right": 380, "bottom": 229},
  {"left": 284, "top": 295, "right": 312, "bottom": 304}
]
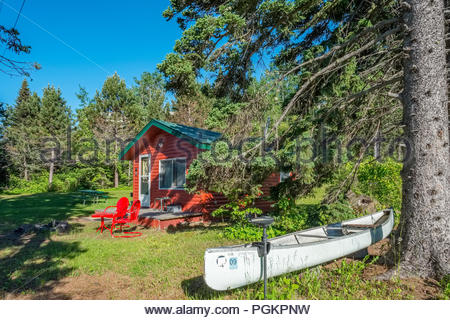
[
  {"left": 133, "top": 71, "right": 169, "bottom": 124},
  {"left": 397, "top": 0, "right": 450, "bottom": 279},
  {"left": 0, "top": 102, "right": 8, "bottom": 184},
  {"left": 15, "top": 79, "right": 31, "bottom": 111},
  {"left": 40, "top": 85, "right": 71, "bottom": 187},
  {"left": 4, "top": 87, "right": 41, "bottom": 181},
  {"left": 89, "top": 73, "right": 140, "bottom": 188}
]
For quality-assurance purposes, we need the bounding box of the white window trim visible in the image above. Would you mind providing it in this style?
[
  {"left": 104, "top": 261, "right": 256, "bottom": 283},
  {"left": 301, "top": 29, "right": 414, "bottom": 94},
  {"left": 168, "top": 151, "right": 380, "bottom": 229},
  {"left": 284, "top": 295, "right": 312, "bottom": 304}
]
[
  {"left": 139, "top": 154, "right": 151, "bottom": 206},
  {"left": 159, "top": 157, "right": 187, "bottom": 190}
]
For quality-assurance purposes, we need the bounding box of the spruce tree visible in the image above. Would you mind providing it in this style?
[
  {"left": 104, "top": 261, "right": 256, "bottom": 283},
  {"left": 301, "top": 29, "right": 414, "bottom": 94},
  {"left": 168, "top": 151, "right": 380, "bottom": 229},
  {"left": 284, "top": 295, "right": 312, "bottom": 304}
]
[
  {"left": 133, "top": 71, "right": 169, "bottom": 124},
  {"left": 90, "top": 73, "right": 140, "bottom": 187},
  {"left": 40, "top": 85, "right": 71, "bottom": 187},
  {"left": 397, "top": 0, "right": 449, "bottom": 279},
  {"left": 4, "top": 90, "right": 41, "bottom": 181},
  {"left": 0, "top": 102, "right": 8, "bottom": 184},
  {"left": 15, "top": 79, "right": 31, "bottom": 111}
]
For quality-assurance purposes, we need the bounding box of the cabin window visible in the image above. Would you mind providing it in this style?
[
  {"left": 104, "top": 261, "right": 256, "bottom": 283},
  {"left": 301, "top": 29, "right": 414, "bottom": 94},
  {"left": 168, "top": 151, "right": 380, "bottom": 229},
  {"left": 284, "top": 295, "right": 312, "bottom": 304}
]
[
  {"left": 280, "top": 171, "right": 291, "bottom": 182},
  {"left": 159, "top": 158, "right": 186, "bottom": 189}
]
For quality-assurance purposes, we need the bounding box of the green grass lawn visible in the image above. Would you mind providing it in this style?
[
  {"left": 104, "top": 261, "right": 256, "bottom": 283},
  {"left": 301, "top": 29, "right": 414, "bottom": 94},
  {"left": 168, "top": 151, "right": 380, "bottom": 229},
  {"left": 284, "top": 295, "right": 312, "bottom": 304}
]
[
  {"left": 0, "top": 187, "right": 446, "bottom": 300},
  {"left": 0, "top": 188, "right": 240, "bottom": 299},
  {"left": 0, "top": 187, "right": 132, "bottom": 234}
]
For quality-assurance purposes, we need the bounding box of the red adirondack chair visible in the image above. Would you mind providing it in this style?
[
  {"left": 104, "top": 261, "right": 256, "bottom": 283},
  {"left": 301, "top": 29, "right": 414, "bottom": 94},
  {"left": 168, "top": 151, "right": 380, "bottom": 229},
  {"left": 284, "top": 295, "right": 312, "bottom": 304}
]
[
  {"left": 92, "top": 197, "right": 129, "bottom": 234},
  {"left": 111, "top": 200, "right": 142, "bottom": 238}
]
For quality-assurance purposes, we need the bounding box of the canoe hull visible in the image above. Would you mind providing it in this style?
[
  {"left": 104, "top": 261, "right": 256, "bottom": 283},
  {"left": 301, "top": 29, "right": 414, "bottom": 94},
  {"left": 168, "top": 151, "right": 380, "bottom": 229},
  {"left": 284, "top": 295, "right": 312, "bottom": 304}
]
[{"left": 204, "top": 209, "right": 394, "bottom": 291}]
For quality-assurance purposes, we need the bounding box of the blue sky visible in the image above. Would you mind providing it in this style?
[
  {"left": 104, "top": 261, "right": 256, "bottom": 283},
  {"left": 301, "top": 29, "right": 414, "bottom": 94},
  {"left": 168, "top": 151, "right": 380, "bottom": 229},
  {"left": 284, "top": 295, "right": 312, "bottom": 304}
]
[{"left": 0, "top": 0, "right": 181, "bottom": 110}]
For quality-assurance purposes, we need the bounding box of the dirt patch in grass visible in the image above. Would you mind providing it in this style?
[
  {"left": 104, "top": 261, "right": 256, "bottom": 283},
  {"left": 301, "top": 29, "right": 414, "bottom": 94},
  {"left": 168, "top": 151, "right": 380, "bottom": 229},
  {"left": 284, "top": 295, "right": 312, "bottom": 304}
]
[
  {"left": 398, "top": 278, "right": 442, "bottom": 300},
  {"left": 336, "top": 258, "right": 441, "bottom": 299},
  {"left": 365, "top": 239, "right": 443, "bottom": 299},
  {"left": 321, "top": 237, "right": 443, "bottom": 300},
  {"left": 5, "top": 271, "right": 182, "bottom": 300}
]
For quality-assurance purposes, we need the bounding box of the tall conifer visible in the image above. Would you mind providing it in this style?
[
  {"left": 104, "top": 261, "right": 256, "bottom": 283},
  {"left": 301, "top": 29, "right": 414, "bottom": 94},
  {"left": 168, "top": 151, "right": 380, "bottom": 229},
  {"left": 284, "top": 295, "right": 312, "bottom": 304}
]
[{"left": 40, "top": 85, "right": 71, "bottom": 186}]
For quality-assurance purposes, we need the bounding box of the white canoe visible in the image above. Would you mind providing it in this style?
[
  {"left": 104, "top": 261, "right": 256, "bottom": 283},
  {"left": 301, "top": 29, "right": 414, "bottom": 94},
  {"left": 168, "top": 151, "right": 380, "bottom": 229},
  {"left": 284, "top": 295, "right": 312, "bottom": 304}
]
[{"left": 204, "top": 209, "right": 394, "bottom": 291}]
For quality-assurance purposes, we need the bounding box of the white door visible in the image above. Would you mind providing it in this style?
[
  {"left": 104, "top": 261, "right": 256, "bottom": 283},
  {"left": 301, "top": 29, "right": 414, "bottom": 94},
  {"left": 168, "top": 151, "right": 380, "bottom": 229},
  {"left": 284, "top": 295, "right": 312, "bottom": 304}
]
[{"left": 139, "top": 154, "right": 151, "bottom": 207}]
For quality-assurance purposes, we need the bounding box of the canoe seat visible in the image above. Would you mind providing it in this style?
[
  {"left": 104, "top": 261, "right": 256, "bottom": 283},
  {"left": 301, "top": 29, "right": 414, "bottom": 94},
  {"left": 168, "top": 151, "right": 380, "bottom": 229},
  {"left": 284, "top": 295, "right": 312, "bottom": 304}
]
[{"left": 343, "top": 224, "right": 376, "bottom": 228}]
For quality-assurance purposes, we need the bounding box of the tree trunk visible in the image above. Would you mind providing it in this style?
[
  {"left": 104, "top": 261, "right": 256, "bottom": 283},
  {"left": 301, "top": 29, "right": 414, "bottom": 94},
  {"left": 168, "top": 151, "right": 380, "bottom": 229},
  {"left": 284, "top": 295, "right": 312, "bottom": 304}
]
[
  {"left": 49, "top": 148, "right": 54, "bottom": 187},
  {"left": 446, "top": 0, "right": 450, "bottom": 135},
  {"left": 445, "top": 0, "right": 450, "bottom": 192},
  {"left": 399, "top": 0, "right": 450, "bottom": 278},
  {"left": 114, "top": 140, "right": 119, "bottom": 188},
  {"left": 114, "top": 165, "right": 119, "bottom": 188},
  {"left": 23, "top": 157, "right": 28, "bottom": 181},
  {"left": 374, "top": 128, "right": 381, "bottom": 160}
]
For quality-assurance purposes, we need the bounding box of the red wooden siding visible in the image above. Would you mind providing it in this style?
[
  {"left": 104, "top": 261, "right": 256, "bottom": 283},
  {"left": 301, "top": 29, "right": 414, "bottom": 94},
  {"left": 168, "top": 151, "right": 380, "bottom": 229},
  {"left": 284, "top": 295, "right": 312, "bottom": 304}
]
[
  {"left": 255, "top": 172, "right": 280, "bottom": 212},
  {"left": 131, "top": 126, "right": 280, "bottom": 216}
]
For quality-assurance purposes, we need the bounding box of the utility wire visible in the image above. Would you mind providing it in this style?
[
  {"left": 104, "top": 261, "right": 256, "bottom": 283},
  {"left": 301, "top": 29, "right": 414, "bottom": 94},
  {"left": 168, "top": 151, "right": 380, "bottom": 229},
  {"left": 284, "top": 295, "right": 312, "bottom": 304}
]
[
  {"left": 1, "top": 0, "right": 27, "bottom": 57},
  {"left": 3, "top": 0, "right": 110, "bottom": 75},
  {"left": 12, "top": 0, "right": 26, "bottom": 30}
]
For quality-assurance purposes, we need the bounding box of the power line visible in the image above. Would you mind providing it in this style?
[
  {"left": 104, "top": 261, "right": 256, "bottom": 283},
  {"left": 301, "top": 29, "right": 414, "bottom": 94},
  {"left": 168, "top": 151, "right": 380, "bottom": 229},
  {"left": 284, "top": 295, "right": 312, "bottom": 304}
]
[
  {"left": 3, "top": 0, "right": 110, "bottom": 75},
  {"left": 1, "top": 0, "right": 27, "bottom": 58},
  {"left": 12, "top": 0, "right": 26, "bottom": 30}
]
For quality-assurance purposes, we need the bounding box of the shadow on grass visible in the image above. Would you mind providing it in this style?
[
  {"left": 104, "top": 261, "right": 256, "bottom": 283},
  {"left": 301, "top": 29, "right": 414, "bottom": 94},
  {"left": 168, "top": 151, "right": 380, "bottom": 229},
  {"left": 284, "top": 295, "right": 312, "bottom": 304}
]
[
  {"left": 0, "top": 192, "right": 104, "bottom": 299},
  {"left": 181, "top": 275, "right": 262, "bottom": 300},
  {"left": 0, "top": 230, "right": 86, "bottom": 299},
  {"left": 181, "top": 276, "right": 228, "bottom": 299},
  {"left": 0, "top": 192, "right": 111, "bottom": 234}
]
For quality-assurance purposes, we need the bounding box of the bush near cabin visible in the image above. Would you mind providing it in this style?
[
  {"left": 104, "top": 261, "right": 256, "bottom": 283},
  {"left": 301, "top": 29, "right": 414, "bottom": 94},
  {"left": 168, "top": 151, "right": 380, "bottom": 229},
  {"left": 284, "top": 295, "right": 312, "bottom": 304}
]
[
  {"left": 2, "top": 167, "right": 116, "bottom": 194},
  {"left": 356, "top": 158, "right": 402, "bottom": 213},
  {"left": 214, "top": 158, "right": 402, "bottom": 241}
]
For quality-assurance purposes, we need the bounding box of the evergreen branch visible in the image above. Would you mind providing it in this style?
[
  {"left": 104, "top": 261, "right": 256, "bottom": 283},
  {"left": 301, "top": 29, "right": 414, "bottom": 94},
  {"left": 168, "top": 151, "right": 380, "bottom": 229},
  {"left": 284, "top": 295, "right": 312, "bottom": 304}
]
[
  {"left": 242, "top": 25, "right": 401, "bottom": 158},
  {"left": 278, "top": 17, "right": 399, "bottom": 81}
]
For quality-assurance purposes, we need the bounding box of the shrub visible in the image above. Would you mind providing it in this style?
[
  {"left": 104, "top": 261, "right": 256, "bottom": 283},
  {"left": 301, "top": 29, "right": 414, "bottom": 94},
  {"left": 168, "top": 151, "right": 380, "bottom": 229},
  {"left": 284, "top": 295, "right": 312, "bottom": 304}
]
[
  {"left": 222, "top": 224, "right": 283, "bottom": 241},
  {"left": 5, "top": 173, "right": 49, "bottom": 194},
  {"left": 212, "top": 195, "right": 263, "bottom": 224},
  {"left": 271, "top": 195, "right": 320, "bottom": 232},
  {"left": 325, "top": 158, "right": 402, "bottom": 220},
  {"left": 2, "top": 166, "right": 116, "bottom": 194},
  {"left": 57, "top": 167, "right": 111, "bottom": 190},
  {"left": 317, "top": 200, "right": 355, "bottom": 225},
  {"left": 215, "top": 193, "right": 327, "bottom": 241},
  {"left": 356, "top": 157, "right": 402, "bottom": 212},
  {"left": 7, "top": 174, "right": 28, "bottom": 190}
]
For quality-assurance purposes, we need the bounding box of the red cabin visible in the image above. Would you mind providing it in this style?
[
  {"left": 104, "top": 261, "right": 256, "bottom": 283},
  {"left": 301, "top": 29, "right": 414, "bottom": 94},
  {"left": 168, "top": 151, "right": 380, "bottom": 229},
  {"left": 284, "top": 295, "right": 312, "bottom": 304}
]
[{"left": 120, "top": 119, "right": 282, "bottom": 229}]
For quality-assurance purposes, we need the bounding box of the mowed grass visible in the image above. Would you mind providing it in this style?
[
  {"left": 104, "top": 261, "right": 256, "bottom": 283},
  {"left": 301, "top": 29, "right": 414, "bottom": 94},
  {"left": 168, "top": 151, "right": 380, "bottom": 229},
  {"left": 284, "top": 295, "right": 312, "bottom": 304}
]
[
  {"left": 0, "top": 187, "right": 133, "bottom": 234},
  {"left": 0, "top": 221, "right": 241, "bottom": 299},
  {"left": 0, "top": 188, "right": 240, "bottom": 299},
  {"left": 0, "top": 187, "right": 446, "bottom": 299}
]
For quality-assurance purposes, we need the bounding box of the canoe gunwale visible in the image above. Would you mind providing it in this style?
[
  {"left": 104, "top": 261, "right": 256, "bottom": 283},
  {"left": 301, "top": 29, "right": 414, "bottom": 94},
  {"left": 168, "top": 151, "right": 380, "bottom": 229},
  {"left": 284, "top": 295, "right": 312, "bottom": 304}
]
[{"left": 205, "top": 209, "right": 394, "bottom": 253}]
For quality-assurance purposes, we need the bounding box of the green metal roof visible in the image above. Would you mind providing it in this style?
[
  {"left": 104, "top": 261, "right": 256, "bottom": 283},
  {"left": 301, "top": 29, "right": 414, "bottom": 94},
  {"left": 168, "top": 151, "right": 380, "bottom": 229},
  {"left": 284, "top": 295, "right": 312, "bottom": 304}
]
[{"left": 119, "top": 119, "right": 222, "bottom": 160}]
